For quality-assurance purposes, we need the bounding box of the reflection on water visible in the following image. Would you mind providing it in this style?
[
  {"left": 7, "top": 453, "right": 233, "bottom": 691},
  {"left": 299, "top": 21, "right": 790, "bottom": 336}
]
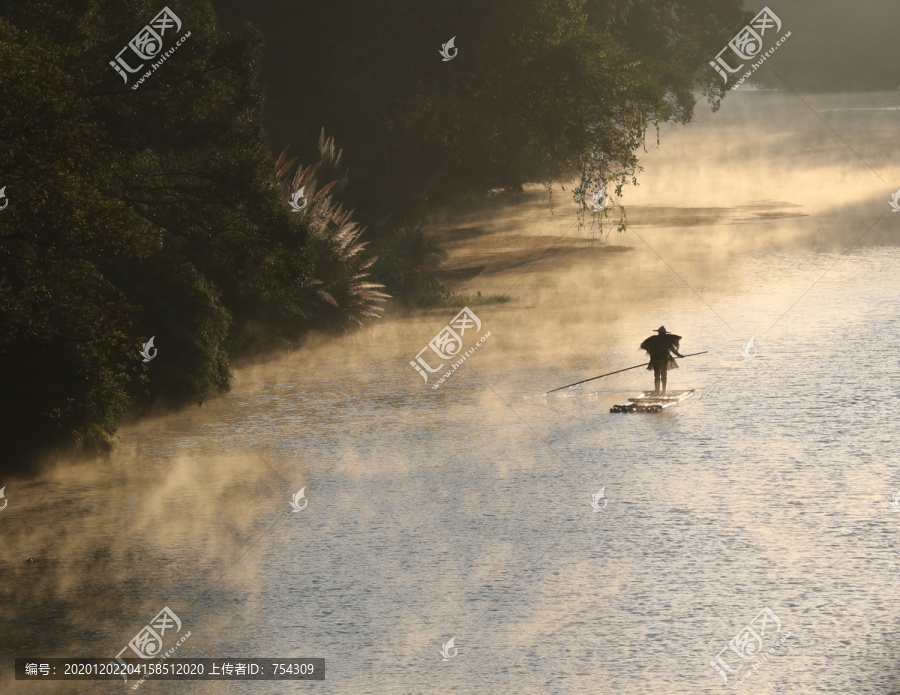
[{"left": 3, "top": 92, "right": 900, "bottom": 694}]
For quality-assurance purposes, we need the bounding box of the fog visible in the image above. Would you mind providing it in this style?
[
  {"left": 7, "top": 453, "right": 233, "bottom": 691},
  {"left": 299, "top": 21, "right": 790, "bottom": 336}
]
[{"left": 4, "top": 85, "right": 900, "bottom": 692}]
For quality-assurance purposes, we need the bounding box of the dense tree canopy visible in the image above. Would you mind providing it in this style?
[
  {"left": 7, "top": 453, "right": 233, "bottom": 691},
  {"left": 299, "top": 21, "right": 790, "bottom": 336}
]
[
  {"left": 219, "top": 0, "right": 748, "bottom": 230},
  {"left": 0, "top": 0, "right": 384, "bottom": 469}
]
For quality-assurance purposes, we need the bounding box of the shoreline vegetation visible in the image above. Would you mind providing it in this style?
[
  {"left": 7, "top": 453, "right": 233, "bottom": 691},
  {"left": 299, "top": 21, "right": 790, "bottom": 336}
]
[
  {"left": 407, "top": 293, "right": 518, "bottom": 317},
  {"left": 0, "top": 0, "right": 746, "bottom": 473}
]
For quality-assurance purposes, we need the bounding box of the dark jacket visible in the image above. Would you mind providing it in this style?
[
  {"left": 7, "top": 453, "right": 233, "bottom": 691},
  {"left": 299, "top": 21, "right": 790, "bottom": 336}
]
[{"left": 640, "top": 333, "right": 682, "bottom": 370}]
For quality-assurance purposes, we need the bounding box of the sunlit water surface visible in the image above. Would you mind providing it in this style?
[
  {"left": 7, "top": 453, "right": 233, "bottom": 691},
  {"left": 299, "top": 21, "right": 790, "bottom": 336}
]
[{"left": 3, "top": 92, "right": 900, "bottom": 695}]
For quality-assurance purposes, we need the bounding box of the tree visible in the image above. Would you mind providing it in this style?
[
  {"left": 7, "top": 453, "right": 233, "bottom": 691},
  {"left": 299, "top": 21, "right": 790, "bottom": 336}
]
[
  {"left": 246, "top": 0, "right": 748, "bottom": 232},
  {"left": 0, "top": 1, "right": 386, "bottom": 470},
  {"left": 0, "top": 15, "right": 149, "bottom": 466}
]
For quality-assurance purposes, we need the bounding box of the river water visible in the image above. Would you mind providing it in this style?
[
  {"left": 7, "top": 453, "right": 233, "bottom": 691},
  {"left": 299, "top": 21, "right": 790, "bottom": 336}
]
[{"left": 3, "top": 92, "right": 900, "bottom": 694}]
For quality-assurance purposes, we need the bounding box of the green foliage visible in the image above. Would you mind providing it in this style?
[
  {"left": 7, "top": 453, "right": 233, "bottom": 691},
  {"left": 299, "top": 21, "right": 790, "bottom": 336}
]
[
  {"left": 264, "top": 0, "right": 747, "bottom": 231},
  {"left": 371, "top": 227, "right": 450, "bottom": 308},
  {"left": 0, "top": 1, "right": 390, "bottom": 469},
  {"left": 414, "top": 293, "right": 516, "bottom": 316},
  {"left": 0, "top": 13, "right": 147, "bottom": 463}
]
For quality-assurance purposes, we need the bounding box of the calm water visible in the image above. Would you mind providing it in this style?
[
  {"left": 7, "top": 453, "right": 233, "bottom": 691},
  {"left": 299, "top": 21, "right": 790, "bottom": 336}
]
[{"left": 4, "top": 93, "right": 900, "bottom": 694}]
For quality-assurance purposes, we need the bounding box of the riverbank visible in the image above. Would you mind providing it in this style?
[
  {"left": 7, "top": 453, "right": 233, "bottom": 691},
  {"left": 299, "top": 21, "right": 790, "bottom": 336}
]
[{"left": 4, "top": 90, "right": 900, "bottom": 694}]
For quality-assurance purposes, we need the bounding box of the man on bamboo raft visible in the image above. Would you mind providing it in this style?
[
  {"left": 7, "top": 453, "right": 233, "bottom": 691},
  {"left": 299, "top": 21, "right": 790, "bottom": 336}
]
[{"left": 640, "top": 326, "right": 684, "bottom": 396}]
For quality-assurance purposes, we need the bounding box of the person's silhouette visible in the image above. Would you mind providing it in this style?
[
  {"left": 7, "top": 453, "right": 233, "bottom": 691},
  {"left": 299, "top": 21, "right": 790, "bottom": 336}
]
[{"left": 640, "top": 326, "right": 684, "bottom": 396}]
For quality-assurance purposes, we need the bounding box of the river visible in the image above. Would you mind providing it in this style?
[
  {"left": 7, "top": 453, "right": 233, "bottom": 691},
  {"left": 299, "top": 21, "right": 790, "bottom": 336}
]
[{"left": 3, "top": 91, "right": 900, "bottom": 694}]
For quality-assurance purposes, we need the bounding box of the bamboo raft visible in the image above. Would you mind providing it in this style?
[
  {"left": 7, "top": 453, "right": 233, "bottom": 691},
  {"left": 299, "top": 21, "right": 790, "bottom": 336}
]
[{"left": 610, "top": 389, "right": 694, "bottom": 414}]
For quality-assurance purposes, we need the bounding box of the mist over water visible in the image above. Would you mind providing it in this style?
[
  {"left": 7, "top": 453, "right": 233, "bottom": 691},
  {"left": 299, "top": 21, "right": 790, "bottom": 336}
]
[{"left": 3, "top": 91, "right": 900, "bottom": 693}]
